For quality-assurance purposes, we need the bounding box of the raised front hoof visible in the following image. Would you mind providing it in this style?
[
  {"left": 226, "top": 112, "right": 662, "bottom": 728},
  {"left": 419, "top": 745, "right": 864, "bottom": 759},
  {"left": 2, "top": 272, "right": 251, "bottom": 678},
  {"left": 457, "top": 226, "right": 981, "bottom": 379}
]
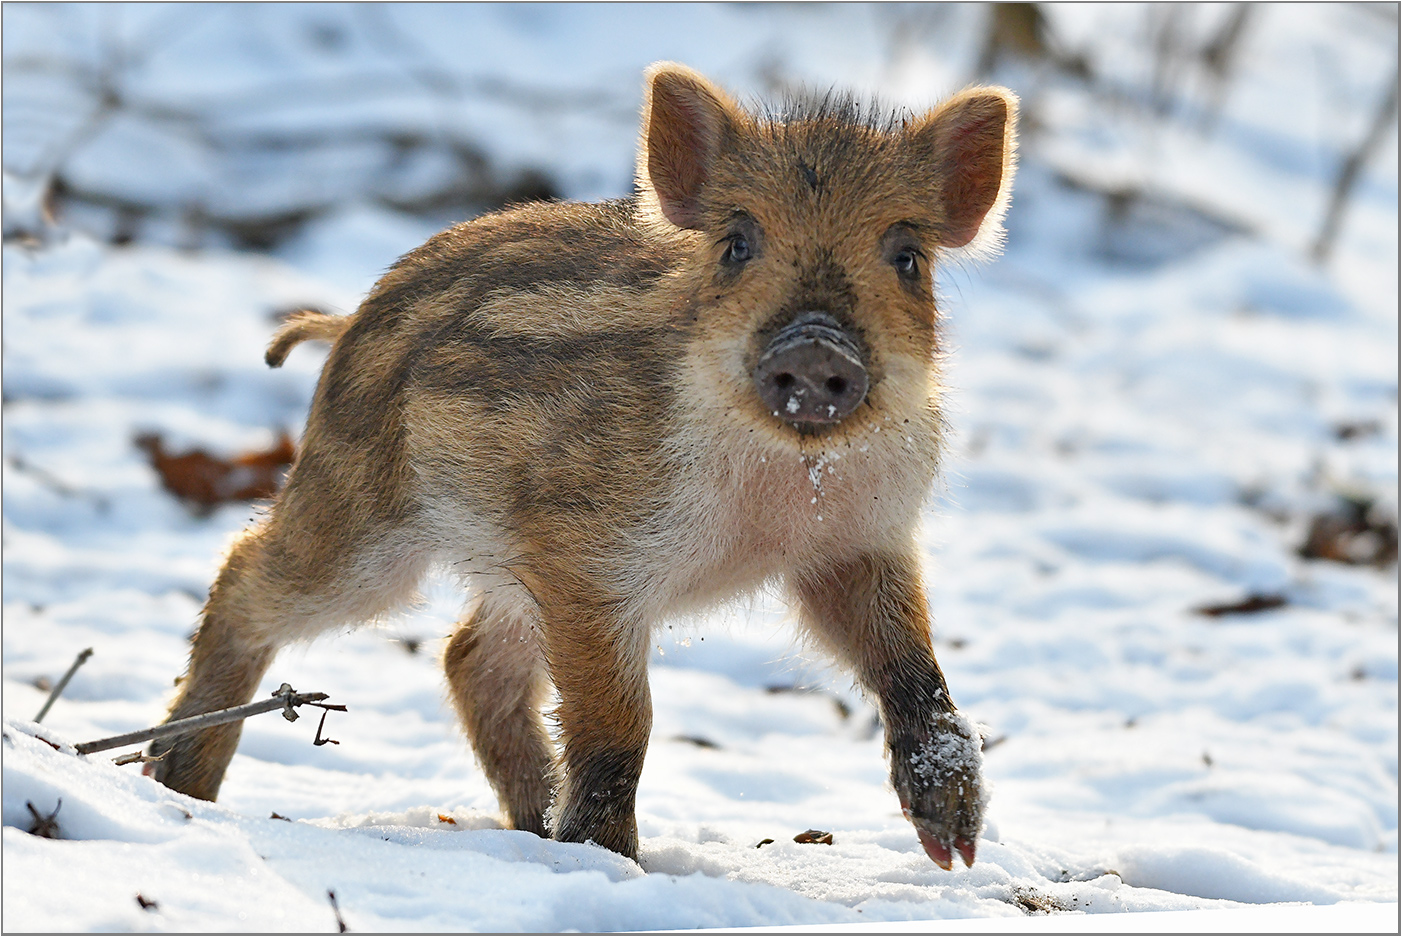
[
  {"left": 894, "top": 712, "right": 987, "bottom": 870},
  {"left": 909, "top": 817, "right": 979, "bottom": 870}
]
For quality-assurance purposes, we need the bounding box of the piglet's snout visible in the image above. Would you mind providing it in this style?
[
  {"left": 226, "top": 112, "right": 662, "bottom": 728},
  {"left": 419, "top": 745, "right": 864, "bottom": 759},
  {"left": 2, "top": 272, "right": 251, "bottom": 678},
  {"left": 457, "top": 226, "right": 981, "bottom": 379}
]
[{"left": 753, "top": 313, "right": 869, "bottom": 426}]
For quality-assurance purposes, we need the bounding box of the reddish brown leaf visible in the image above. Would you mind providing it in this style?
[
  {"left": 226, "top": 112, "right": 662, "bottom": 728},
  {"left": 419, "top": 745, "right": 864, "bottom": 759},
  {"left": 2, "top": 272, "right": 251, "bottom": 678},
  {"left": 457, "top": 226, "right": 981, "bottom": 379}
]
[{"left": 135, "top": 432, "right": 295, "bottom": 511}]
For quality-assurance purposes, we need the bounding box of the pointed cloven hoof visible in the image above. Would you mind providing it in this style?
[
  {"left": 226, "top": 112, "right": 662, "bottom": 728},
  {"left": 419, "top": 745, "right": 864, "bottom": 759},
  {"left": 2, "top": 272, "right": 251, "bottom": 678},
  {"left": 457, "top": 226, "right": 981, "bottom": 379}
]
[
  {"left": 916, "top": 827, "right": 953, "bottom": 870},
  {"left": 955, "top": 837, "right": 977, "bottom": 868}
]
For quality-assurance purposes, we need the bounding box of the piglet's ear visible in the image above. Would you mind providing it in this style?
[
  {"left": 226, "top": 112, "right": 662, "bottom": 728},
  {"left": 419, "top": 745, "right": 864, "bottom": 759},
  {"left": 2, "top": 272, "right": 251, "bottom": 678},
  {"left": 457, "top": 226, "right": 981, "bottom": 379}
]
[
  {"left": 638, "top": 62, "right": 741, "bottom": 230},
  {"left": 909, "top": 87, "right": 1018, "bottom": 253}
]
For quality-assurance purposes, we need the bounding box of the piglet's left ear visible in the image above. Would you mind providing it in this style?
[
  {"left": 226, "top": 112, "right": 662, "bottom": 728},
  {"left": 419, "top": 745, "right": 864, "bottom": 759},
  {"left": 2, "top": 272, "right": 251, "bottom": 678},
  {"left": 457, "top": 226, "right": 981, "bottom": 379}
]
[{"left": 908, "top": 87, "right": 1018, "bottom": 252}]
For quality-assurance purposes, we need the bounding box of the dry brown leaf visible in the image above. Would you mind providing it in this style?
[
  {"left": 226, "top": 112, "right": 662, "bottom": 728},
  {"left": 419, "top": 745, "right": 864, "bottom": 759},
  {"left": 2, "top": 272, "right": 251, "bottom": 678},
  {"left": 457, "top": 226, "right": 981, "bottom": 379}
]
[{"left": 136, "top": 432, "right": 295, "bottom": 511}]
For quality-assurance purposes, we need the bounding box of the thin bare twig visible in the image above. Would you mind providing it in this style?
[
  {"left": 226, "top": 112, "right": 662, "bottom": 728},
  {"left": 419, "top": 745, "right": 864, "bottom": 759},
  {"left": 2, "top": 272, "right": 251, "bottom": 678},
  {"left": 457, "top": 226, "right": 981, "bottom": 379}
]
[
  {"left": 27, "top": 799, "right": 62, "bottom": 838},
  {"left": 1197, "top": 3, "right": 1253, "bottom": 132},
  {"left": 34, "top": 648, "right": 94, "bottom": 723},
  {"left": 1312, "top": 57, "right": 1401, "bottom": 264},
  {"left": 74, "top": 684, "right": 340, "bottom": 755},
  {"left": 7, "top": 456, "right": 111, "bottom": 511},
  {"left": 328, "top": 889, "right": 349, "bottom": 933},
  {"left": 312, "top": 709, "right": 340, "bottom": 747}
]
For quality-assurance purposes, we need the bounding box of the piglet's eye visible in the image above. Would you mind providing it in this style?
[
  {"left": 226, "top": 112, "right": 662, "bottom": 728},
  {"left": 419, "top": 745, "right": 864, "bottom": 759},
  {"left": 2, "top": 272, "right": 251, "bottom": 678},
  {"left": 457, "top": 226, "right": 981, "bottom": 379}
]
[
  {"left": 726, "top": 235, "right": 752, "bottom": 264},
  {"left": 893, "top": 249, "right": 918, "bottom": 277}
]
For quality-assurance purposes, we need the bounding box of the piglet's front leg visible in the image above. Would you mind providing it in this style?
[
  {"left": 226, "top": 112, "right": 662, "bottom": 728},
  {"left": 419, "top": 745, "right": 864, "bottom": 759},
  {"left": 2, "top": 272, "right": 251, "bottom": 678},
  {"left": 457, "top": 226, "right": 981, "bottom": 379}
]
[{"left": 791, "top": 550, "right": 987, "bottom": 869}]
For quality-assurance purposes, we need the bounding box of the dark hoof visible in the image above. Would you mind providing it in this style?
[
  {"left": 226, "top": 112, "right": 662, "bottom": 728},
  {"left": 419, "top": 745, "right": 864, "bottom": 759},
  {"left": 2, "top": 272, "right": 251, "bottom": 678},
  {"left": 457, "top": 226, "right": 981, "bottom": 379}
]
[{"left": 894, "top": 711, "right": 987, "bottom": 869}]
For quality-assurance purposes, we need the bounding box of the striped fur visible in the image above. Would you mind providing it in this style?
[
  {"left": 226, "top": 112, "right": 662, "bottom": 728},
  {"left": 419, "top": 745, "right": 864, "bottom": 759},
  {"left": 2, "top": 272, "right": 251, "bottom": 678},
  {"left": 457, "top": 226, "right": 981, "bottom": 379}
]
[{"left": 151, "top": 64, "right": 1018, "bottom": 867}]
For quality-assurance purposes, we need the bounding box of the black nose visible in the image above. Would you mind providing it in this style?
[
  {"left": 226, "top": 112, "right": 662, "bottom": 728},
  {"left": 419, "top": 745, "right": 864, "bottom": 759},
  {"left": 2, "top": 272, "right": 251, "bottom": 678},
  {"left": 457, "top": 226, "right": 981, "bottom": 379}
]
[{"left": 753, "top": 313, "right": 869, "bottom": 426}]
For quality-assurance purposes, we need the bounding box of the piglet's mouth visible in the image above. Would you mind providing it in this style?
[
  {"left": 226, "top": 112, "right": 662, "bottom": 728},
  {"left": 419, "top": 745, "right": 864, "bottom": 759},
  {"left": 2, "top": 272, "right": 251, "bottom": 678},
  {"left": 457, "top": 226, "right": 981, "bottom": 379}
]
[{"left": 752, "top": 312, "right": 869, "bottom": 426}]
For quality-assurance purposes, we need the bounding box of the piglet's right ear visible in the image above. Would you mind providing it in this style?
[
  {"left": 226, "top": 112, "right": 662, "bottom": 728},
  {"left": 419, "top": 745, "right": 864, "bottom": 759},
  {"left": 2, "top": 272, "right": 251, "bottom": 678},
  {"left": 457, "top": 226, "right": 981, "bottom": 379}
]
[{"left": 639, "top": 63, "right": 740, "bottom": 230}]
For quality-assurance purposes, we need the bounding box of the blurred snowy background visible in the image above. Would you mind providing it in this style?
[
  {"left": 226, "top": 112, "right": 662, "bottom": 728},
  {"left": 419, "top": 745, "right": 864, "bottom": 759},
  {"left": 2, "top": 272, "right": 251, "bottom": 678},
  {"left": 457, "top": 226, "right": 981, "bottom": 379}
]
[{"left": 3, "top": 3, "right": 1398, "bottom": 931}]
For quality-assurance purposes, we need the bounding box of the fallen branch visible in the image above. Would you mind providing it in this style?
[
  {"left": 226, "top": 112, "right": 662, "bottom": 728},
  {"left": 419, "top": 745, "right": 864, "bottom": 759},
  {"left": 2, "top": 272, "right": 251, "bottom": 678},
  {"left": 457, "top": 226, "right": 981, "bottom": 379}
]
[
  {"left": 34, "top": 647, "right": 94, "bottom": 723},
  {"left": 75, "top": 683, "right": 344, "bottom": 756}
]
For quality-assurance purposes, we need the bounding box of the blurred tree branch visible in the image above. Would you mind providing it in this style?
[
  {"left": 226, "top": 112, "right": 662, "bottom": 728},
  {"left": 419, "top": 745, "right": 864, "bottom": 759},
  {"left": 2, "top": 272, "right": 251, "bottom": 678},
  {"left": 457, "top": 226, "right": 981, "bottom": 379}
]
[{"left": 1311, "top": 54, "right": 1400, "bottom": 264}]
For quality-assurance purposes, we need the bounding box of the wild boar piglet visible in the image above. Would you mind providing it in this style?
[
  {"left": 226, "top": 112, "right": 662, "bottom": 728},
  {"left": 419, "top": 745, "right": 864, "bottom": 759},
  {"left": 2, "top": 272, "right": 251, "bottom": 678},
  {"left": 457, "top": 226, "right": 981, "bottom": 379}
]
[{"left": 151, "top": 62, "right": 1018, "bottom": 870}]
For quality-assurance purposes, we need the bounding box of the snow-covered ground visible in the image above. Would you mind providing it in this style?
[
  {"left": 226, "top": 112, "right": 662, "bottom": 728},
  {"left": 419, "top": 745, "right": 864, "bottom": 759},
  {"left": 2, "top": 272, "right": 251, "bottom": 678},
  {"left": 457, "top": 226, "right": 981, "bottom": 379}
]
[{"left": 3, "top": 4, "right": 1398, "bottom": 931}]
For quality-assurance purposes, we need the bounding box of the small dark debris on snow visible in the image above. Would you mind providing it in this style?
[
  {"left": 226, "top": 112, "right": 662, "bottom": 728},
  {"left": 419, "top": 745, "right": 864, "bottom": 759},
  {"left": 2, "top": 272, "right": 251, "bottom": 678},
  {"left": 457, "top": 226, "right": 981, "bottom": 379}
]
[
  {"left": 35, "top": 735, "right": 61, "bottom": 751},
  {"left": 1010, "top": 886, "right": 1068, "bottom": 914},
  {"left": 1237, "top": 485, "right": 1291, "bottom": 524},
  {"left": 755, "top": 838, "right": 775, "bottom": 848},
  {"left": 1194, "top": 592, "right": 1287, "bottom": 617},
  {"left": 270, "top": 812, "right": 291, "bottom": 821},
  {"left": 1334, "top": 419, "right": 1381, "bottom": 441},
  {"left": 26, "top": 799, "right": 61, "bottom": 838},
  {"left": 135, "top": 894, "right": 159, "bottom": 912},
  {"left": 396, "top": 636, "right": 422, "bottom": 655},
  {"left": 328, "top": 889, "right": 349, "bottom": 933},
  {"left": 1056, "top": 867, "right": 1121, "bottom": 883},
  {"left": 671, "top": 734, "right": 720, "bottom": 749},
  {"left": 793, "top": 829, "right": 833, "bottom": 845},
  {"left": 1298, "top": 495, "right": 1399, "bottom": 567},
  {"left": 437, "top": 814, "right": 457, "bottom": 825},
  {"left": 764, "top": 684, "right": 852, "bottom": 720},
  {"left": 135, "top": 431, "right": 296, "bottom": 514},
  {"left": 113, "top": 749, "right": 166, "bottom": 766}
]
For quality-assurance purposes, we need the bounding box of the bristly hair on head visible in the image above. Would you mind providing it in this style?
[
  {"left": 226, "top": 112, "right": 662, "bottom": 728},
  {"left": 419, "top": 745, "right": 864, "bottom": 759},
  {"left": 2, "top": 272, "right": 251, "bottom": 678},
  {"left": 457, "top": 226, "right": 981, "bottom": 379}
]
[{"left": 758, "top": 87, "right": 914, "bottom": 136}]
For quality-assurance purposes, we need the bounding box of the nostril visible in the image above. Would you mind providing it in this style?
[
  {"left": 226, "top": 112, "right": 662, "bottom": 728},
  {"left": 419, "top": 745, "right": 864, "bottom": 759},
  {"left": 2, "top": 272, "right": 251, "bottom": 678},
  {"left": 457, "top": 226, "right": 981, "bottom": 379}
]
[{"left": 752, "top": 320, "right": 869, "bottom": 426}]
